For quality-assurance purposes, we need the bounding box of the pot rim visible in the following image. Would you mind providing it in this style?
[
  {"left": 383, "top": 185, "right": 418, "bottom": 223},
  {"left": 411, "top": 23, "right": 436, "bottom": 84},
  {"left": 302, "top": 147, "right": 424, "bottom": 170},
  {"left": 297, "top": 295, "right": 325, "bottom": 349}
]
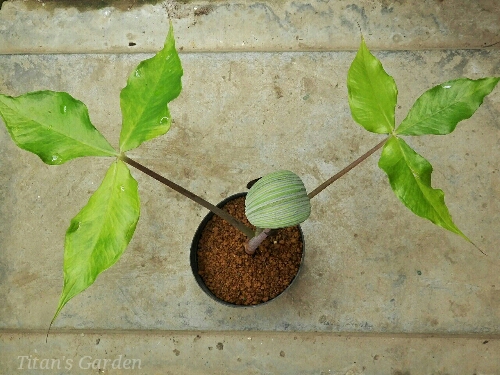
[{"left": 189, "top": 192, "right": 305, "bottom": 307}]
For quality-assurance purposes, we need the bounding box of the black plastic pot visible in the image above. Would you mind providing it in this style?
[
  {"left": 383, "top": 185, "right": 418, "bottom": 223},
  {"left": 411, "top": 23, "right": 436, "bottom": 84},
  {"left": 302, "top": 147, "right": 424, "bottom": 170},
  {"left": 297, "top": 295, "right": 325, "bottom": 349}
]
[{"left": 190, "top": 192, "right": 305, "bottom": 307}]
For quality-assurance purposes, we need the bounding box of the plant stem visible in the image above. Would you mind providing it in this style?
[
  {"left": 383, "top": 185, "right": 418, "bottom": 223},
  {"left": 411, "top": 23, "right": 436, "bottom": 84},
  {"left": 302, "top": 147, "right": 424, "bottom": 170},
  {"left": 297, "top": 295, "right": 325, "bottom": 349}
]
[
  {"left": 244, "top": 137, "right": 389, "bottom": 253},
  {"left": 122, "top": 136, "right": 388, "bottom": 250},
  {"left": 120, "top": 154, "right": 255, "bottom": 238},
  {"left": 245, "top": 228, "right": 271, "bottom": 255},
  {"left": 308, "top": 137, "right": 389, "bottom": 199}
]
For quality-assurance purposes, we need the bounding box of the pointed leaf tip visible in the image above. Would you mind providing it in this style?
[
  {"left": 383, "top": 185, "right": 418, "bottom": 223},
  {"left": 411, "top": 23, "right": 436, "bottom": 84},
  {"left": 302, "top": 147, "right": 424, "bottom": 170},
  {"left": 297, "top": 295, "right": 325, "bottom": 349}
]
[
  {"left": 378, "top": 136, "right": 470, "bottom": 242},
  {"left": 0, "top": 91, "right": 117, "bottom": 164},
  {"left": 347, "top": 38, "right": 398, "bottom": 134},
  {"left": 396, "top": 77, "right": 500, "bottom": 136},
  {"left": 51, "top": 160, "right": 140, "bottom": 324},
  {"left": 119, "top": 23, "right": 183, "bottom": 152}
]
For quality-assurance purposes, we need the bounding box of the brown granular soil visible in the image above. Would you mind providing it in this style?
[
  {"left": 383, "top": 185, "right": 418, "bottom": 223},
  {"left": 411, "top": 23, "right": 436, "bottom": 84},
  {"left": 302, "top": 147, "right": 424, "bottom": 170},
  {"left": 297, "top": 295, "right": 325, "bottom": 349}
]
[{"left": 196, "top": 196, "right": 303, "bottom": 305}]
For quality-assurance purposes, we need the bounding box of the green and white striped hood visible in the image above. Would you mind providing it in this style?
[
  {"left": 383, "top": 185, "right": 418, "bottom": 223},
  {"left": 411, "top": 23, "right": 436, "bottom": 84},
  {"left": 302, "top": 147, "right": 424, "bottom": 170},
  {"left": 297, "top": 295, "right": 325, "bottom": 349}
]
[{"left": 245, "top": 170, "right": 311, "bottom": 229}]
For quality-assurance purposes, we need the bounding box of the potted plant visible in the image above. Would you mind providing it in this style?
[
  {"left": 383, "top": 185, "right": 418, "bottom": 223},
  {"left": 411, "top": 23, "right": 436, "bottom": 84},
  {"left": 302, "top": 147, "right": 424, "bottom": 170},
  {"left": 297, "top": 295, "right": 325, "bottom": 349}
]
[{"left": 0, "top": 23, "right": 498, "bottom": 328}]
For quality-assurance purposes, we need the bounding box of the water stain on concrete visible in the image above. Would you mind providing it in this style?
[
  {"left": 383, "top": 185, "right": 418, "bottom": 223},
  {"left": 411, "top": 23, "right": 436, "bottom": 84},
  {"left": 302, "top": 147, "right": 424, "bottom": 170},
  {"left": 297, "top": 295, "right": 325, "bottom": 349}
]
[
  {"left": 10, "top": 270, "right": 39, "bottom": 288},
  {"left": 4, "top": 0, "right": 162, "bottom": 11},
  {"left": 449, "top": 300, "right": 468, "bottom": 318}
]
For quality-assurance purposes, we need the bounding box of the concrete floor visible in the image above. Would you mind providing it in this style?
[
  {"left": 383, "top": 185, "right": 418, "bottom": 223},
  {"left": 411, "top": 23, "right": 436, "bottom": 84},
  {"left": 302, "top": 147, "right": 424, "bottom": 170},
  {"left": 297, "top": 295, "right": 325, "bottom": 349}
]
[{"left": 1, "top": 0, "right": 499, "bottom": 373}]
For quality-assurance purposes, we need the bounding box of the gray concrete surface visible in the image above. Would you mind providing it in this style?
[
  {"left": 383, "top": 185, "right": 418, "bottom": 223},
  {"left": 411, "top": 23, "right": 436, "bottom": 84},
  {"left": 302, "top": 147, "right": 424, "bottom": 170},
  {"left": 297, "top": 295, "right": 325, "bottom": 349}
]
[
  {"left": 1, "top": 0, "right": 499, "bottom": 373},
  {"left": 1, "top": 0, "right": 499, "bottom": 54},
  {"left": 1, "top": 330, "right": 500, "bottom": 374}
]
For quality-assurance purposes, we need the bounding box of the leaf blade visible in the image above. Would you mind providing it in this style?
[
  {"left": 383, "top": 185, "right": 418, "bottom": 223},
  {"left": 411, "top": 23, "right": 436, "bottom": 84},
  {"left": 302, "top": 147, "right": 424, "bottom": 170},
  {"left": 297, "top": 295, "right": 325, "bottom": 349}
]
[
  {"left": 0, "top": 91, "right": 117, "bottom": 164},
  {"left": 378, "top": 136, "right": 468, "bottom": 240},
  {"left": 119, "top": 22, "right": 183, "bottom": 152},
  {"left": 51, "top": 160, "right": 140, "bottom": 324},
  {"left": 396, "top": 77, "right": 500, "bottom": 135},
  {"left": 347, "top": 38, "right": 398, "bottom": 134}
]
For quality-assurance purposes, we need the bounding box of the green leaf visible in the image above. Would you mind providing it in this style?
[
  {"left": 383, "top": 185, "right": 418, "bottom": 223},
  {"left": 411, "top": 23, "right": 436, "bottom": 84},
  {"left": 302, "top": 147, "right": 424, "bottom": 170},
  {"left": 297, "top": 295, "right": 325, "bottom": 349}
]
[
  {"left": 378, "top": 136, "right": 468, "bottom": 241},
  {"left": 51, "top": 160, "right": 140, "bottom": 324},
  {"left": 396, "top": 77, "right": 500, "bottom": 135},
  {"left": 0, "top": 91, "right": 117, "bottom": 164},
  {"left": 347, "top": 38, "right": 398, "bottom": 134},
  {"left": 119, "top": 22, "right": 183, "bottom": 152}
]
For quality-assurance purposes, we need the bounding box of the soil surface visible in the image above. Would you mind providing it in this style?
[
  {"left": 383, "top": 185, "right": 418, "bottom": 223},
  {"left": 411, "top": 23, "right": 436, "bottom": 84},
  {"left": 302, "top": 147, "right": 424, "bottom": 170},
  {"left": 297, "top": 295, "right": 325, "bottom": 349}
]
[{"left": 197, "top": 196, "right": 303, "bottom": 305}]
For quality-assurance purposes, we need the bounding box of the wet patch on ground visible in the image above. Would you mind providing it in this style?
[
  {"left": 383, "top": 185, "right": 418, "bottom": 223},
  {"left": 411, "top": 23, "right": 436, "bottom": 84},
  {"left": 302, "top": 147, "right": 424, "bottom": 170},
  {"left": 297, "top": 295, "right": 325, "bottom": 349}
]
[{"left": 2, "top": 0, "right": 164, "bottom": 11}]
